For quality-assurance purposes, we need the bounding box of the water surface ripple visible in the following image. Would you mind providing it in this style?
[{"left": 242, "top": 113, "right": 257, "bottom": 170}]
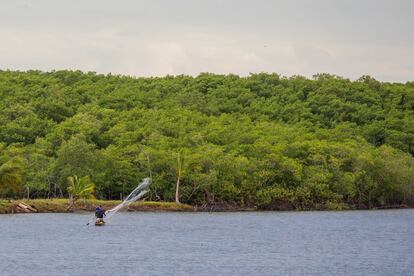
[{"left": 1, "top": 210, "right": 413, "bottom": 275}]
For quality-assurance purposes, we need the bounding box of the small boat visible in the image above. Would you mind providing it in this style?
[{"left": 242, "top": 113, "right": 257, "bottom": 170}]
[{"left": 95, "top": 219, "right": 105, "bottom": 226}]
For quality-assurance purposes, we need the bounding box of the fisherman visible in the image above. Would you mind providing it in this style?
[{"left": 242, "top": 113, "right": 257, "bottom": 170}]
[{"left": 95, "top": 205, "right": 106, "bottom": 222}]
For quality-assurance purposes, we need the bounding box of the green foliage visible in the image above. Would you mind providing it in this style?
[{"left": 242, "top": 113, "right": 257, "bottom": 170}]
[
  {"left": 0, "top": 70, "right": 413, "bottom": 209},
  {"left": 67, "top": 175, "right": 95, "bottom": 201},
  {"left": 0, "top": 157, "right": 25, "bottom": 197}
]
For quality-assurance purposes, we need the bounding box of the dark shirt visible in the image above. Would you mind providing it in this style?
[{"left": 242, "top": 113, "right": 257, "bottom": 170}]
[{"left": 95, "top": 207, "right": 105, "bottom": 218}]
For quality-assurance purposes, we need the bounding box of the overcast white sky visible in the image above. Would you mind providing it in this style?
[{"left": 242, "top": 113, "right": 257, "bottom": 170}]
[{"left": 1, "top": 0, "right": 413, "bottom": 82}]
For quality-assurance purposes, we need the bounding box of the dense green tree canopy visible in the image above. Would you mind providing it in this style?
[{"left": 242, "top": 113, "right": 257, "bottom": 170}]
[{"left": 0, "top": 70, "right": 413, "bottom": 209}]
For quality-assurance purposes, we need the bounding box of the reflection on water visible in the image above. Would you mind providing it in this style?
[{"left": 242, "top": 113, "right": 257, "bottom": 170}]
[{"left": 0, "top": 210, "right": 413, "bottom": 275}]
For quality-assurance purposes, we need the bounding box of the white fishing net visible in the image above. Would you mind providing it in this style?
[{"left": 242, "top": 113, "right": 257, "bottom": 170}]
[
  {"left": 105, "top": 178, "right": 152, "bottom": 219},
  {"left": 87, "top": 178, "right": 151, "bottom": 225}
]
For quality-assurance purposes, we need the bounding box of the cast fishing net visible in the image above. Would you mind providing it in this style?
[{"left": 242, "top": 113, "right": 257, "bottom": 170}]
[
  {"left": 87, "top": 178, "right": 151, "bottom": 225},
  {"left": 105, "top": 178, "right": 152, "bottom": 219}
]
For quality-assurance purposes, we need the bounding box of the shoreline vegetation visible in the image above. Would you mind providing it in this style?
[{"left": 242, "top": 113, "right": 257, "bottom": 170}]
[
  {"left": 0, "top": 199, "right": 194, "bottom": 214},
  {"left": 0, "top": 70, "right": 413, "bottom": 211},
  {"left": 0, "top": 199, "right": 412, "bottom": 214}
]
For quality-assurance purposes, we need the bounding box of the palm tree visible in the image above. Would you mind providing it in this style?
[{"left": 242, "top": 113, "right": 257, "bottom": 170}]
[
  {"left": 67, "top": 175, "right": 95, "bottom": 210},
  {"left": 0, "top": 157, "right": 25, "bottom": 196},
  {"left": 175, "top": 151, "right": 185, "bottom": 204}
]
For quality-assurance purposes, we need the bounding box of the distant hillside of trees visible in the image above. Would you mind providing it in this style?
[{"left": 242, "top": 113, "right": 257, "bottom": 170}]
[{"left": 0, "top": 70, "right": 413, "bottom": 210}]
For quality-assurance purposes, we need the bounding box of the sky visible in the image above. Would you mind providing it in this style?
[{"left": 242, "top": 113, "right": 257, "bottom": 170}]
[{"left": 1, "top": 0, "right": 413, "bottom": 82}]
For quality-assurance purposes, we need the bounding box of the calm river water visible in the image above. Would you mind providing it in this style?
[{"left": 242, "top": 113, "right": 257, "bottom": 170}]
[{"left": 0, "top": 210, "right": 413, "bottom": 275}]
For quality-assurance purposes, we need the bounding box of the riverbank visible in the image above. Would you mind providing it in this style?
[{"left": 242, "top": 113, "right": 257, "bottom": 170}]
[
  {"left": 1, "top": 199, "right": 413, "bottom": 214},
  {"left": 0, "top": 199, "right": 194, "bottom": 214}
]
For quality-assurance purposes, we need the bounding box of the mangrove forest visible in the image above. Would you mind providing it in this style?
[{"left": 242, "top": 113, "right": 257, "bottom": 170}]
[{"left": 0, "top": 70, "right": 413, "bottom": 210}]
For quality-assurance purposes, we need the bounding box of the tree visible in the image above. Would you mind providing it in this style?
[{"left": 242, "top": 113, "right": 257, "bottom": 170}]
[
  {"left": 0, "top": 157, "right": 25, "bottom": 197},
  {"left": 175, "top": 150, "right": 185, "bottom": 204},
  {"left": 67, "top": 175, "right": 95, "bottom": 209},
  {"left": 53, "top": 135, "right": 99, "bottom": 195}
]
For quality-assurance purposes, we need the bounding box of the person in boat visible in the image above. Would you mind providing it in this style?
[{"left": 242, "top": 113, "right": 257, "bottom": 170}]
[{"left": 95, "top": 205, "right": 106, "bottom": 222}]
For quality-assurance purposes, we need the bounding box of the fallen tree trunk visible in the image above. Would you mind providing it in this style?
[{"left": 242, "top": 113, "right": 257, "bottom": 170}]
[{"left": 14, "top": 202, "right": 37, "bottom": 213}]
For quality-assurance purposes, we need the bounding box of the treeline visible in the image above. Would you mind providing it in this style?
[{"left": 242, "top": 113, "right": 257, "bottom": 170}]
[{"left": 0, "top": 70, "right": 413, "bottom": 210}]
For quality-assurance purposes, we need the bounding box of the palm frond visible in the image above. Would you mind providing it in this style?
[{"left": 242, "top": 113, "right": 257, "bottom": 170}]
[
  {"left": 0, "top": 157, "right": 24, "bottom": 191},
  {"left": 67, "top": 175, "right": 95, "bottom": 200}
]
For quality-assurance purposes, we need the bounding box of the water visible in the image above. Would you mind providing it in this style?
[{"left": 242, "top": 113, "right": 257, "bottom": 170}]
[{"left": 1, "top": 210, "right": 413, "bottom": 276}]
